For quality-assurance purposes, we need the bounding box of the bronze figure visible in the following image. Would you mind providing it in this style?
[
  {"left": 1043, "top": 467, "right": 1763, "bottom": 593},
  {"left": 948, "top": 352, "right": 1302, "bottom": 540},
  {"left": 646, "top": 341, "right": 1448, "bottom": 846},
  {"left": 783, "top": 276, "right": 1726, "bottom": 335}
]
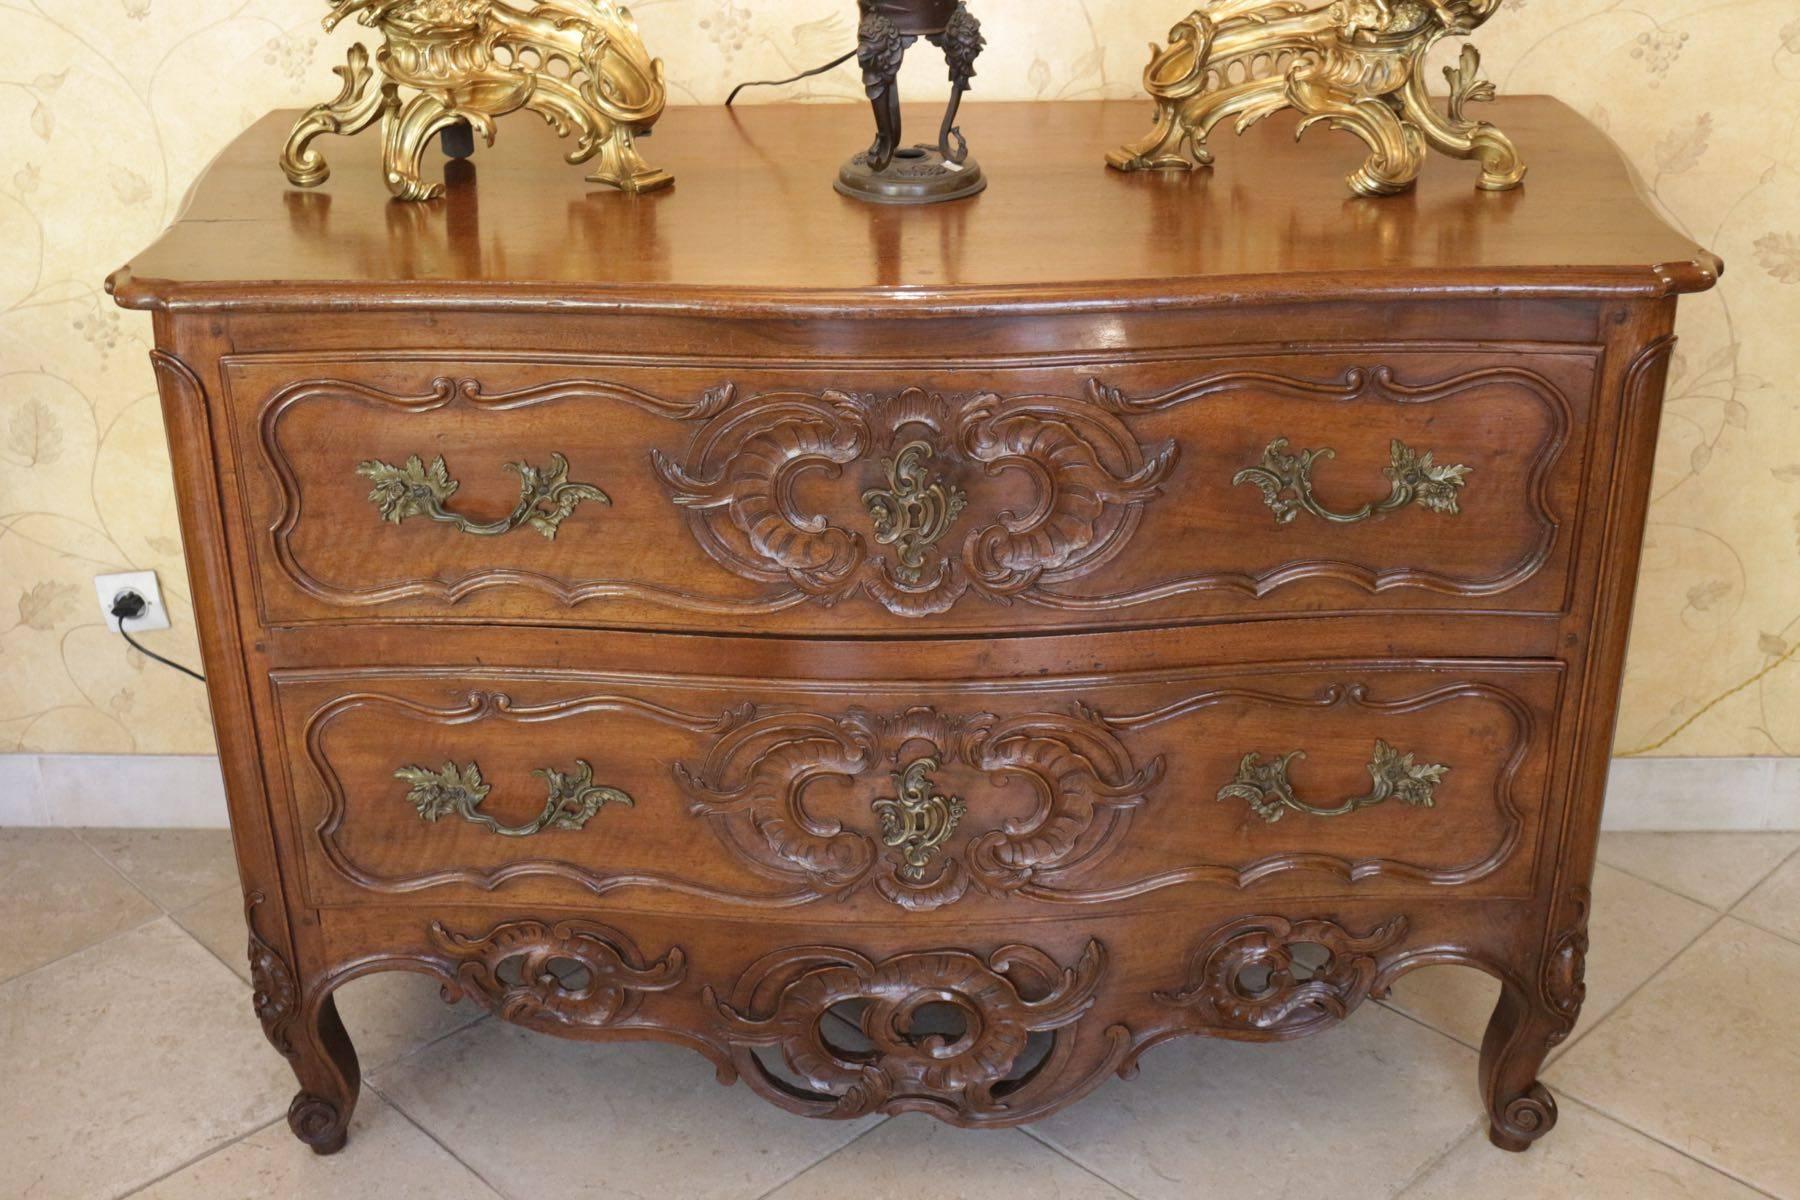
[{"left": 839, "top": 0, "right": 987, "bottom": 204}]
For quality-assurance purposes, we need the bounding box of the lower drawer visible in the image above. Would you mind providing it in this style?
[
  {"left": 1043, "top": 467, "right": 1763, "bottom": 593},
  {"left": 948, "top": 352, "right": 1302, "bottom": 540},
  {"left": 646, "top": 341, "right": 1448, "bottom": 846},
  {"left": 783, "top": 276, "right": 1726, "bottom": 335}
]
[{"left": 271, "top": 658, "right": 1562, "bottom": 915}]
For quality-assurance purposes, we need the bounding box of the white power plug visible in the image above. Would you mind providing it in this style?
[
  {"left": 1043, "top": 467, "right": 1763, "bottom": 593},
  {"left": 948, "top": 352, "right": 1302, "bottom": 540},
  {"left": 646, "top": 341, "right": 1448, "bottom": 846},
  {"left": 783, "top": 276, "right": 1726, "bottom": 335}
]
[{"left": 94, "top": 570, "right": 172, "bottom": 633}]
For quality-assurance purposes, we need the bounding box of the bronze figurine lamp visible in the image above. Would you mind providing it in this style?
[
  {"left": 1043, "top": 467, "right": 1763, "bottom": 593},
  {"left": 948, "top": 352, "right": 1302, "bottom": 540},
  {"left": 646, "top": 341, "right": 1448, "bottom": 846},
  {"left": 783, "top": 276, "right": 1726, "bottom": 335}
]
[{"left": 839, "top": 0, "right": 987, "bottom": 204}]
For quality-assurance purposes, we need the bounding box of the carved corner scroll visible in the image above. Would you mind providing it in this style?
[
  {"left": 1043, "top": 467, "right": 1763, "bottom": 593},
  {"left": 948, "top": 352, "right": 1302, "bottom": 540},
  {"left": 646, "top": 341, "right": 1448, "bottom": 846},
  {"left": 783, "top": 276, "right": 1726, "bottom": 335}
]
[
  {"left": 1158, "top": 914, "right": 1407, "bottom": 1038},
  {"left": 1543, "top": 886, "right": 1591, "bottom": 1046},
  {"left": 654, "top": 386, "right": 1179, "bottom": 618},
  {"left": 1217, "top": 739, "right": 1449, "bottom": 824},
  {"left": 430, "top": 917, "right": 686, "bottom": 1035},
  {"left": 357, "top": 452, "right": 608, "bottom": 540},
  {"left": 676, "top": 704, "right": 1166, "bottom": 912},
  {"left": 396, "top": 758, "right": 633, "bottom": 838},
  {"left": 246, "top": 891, "right": 299, "bottom": 1057},
  {"left": 707, "top": 939, "right": 1123, "bottom": 1124}
]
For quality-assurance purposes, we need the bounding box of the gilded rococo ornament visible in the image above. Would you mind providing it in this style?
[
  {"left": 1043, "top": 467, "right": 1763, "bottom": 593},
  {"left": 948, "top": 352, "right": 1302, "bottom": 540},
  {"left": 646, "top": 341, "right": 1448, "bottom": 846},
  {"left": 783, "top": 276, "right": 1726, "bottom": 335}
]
[
  {"left": 1108, "top": 0, "right": 1526, "bottom": 196},
  {"left": 282, "top": 0, "right": 673, "bottom": 201}
]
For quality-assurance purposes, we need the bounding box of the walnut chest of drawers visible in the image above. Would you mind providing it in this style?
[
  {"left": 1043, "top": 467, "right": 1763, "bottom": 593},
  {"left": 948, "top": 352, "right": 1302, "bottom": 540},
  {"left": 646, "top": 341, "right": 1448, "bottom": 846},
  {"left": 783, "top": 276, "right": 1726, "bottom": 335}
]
[{"left": 111, "top": 98, "right": 1720, "bottom": 1154}]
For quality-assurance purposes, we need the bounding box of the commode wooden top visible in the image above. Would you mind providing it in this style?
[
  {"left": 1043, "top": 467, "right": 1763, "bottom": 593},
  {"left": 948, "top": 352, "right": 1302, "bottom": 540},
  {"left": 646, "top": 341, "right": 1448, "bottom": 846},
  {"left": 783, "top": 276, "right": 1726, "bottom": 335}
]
[{"left": 108, "top": 98, "right": 1717, "bottom": 316}]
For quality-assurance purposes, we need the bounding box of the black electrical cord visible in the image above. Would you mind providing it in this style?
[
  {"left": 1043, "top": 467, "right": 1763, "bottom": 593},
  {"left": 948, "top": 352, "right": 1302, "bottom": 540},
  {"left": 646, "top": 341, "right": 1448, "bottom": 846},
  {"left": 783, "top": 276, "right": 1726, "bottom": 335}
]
[
  {"left": 110, "top": 593, "right": 205, "bottom": 683},
  {"left": 725, "top": 48, "right": 858, "bottom": 107}
]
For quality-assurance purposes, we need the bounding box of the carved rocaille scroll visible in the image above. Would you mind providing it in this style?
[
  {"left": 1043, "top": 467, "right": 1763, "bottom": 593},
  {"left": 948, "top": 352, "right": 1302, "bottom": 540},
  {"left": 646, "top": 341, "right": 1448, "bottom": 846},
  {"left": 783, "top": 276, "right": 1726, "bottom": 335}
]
[
  {"left": 1543, "top": 886, "right": 1592, "bottom": 1046},
  {"left": 677, "top": 704, "right": 1166, "bottom": 911},
  {"left": 245, "top": 891, "right": 299, "bottom": 1057},
  {"left": 430, "top": 918, "right": 686, "bottom": 1035},
  {"left": 1159, "top": 914, "right": 1407, "bottom": 1037},
  {"left": 653, "top": 385, "right": 1179, "bottom": 617},
  {"left": 707, "top": 940, "right": 1113, "bottom": 1122}
]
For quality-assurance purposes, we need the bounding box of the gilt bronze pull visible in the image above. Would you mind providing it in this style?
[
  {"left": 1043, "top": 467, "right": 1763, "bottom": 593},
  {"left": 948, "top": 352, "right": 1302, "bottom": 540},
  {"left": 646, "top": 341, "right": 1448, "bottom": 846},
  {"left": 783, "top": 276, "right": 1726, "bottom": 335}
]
[
  {"left": 395, "top": 759, "right": 632, "bottom": 838},
  {"left": 1217, "top": 740, "right": 1448, "bottom": 824},
  {"left": 358, "top": 452, "right": 608, "bottom": 539},
  {"left": 1234, "top": 438, "right": 1470, "bottom": 525}
]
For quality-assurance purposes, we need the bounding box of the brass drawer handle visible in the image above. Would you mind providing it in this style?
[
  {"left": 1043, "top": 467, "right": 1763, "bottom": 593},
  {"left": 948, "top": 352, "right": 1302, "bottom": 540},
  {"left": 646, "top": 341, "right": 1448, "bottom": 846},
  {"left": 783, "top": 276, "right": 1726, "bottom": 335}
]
[
  {"left": 1234, "top": 438, "right": 1470, "bottom": 525},
  {"left": 395, "top": 760, "right": 633, "bottom": 837},
  {"left": 1217, "top": 740, "right": 1448, "bottom": 823},
  {"left": 358, "top": 453, "right": 609, "bottom": 540}
]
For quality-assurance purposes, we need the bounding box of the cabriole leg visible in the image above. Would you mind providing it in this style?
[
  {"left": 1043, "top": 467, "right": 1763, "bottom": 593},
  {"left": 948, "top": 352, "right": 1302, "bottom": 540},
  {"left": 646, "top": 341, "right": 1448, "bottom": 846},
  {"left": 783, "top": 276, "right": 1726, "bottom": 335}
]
[
  {"left": 1479, "top": 974, "right": 1570, "bottom": 1151},
  {"left": 284, "top": 988, "right": 362, "bottom": 1155}
]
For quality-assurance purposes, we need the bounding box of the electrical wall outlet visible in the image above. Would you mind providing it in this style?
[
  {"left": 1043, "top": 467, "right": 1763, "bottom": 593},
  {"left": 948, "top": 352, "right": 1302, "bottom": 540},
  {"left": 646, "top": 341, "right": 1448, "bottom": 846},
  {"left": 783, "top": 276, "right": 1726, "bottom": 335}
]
[{"left": 94, "top": 570, "right": 172, "bottom": 633}]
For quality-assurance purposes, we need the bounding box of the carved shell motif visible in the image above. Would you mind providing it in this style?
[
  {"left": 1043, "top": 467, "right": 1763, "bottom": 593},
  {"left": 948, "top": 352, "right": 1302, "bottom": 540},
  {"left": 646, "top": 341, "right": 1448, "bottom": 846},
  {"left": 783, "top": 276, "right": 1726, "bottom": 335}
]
[
  {"left": 676, "top": 705, "right": 1165, "bottom": 911},
  {"left": 245, "top": 891, "right": 298, "bottom": 1057},
  {"left": 707, "top": 940, "right": 1110, "bottom": 1122},
  {"left": 653, "top": 387, "right": 1178, "bottom": 618},
  {"left": 1543, "top": 886, "right": 1591, "bottom": 1045}
]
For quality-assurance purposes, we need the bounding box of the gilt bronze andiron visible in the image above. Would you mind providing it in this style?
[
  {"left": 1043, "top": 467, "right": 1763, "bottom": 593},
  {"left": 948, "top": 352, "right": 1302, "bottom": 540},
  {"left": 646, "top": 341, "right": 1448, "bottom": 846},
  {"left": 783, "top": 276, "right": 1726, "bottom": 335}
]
[
  {"left": 838, "top": 0, "right": 987, "bottom": 204},
  {"left": 281, "top": 0, "right": 673, "bottom": 201},
  {"left": 1108, "top": 0, "right": 1526, "bottom": 197}
]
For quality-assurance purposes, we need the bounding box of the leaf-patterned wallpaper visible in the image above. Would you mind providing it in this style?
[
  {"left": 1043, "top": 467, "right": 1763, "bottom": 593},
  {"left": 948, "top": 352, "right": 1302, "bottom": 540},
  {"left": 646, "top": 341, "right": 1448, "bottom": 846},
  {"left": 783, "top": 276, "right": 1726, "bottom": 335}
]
[{"left": 0, "top": 0, "right": 1793, "bottom": 757}]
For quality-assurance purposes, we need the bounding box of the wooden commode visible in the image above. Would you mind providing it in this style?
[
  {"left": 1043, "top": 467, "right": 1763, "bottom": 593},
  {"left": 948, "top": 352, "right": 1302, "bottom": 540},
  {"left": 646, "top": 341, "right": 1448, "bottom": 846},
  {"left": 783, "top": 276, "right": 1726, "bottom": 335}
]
[{"left": 110, "top": 98, "right": 1720, "bottom": 1153}]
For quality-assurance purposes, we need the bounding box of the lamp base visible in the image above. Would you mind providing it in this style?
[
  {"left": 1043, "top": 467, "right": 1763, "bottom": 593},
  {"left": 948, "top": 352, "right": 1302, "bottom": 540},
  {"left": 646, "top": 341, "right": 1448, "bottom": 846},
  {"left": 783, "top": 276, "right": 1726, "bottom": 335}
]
[{"left": 836, "top": 146, "right": 987, "bottom": 205}]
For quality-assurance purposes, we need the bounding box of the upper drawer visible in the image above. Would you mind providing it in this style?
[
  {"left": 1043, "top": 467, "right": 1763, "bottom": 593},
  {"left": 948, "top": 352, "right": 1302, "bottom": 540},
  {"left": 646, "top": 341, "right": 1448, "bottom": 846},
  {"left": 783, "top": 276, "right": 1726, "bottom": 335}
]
[{"left": 223, "top": 348, "right": 1597, "bottom": 633}]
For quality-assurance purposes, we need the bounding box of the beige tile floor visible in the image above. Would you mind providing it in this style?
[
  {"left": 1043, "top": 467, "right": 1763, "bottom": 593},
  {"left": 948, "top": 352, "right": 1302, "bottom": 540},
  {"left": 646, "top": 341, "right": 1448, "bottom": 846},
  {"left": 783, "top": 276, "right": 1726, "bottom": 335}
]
[{"left": 2, "top": 828, "right": 1797, "bottom": 1200}]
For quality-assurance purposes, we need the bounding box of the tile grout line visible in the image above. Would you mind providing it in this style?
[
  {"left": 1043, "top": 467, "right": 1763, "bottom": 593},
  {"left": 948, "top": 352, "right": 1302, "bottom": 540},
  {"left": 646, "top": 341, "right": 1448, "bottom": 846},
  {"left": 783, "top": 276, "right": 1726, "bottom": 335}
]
[
  {"left": 68, "top": 826, "right": 180, "bottom": 915},
  {"left": 368, "top": 1078, "right": 516, "bottom": 1200},
  {"left": 1019, "top": 1124, "right": 1183, "bottom": 1200},
  {"left": 1730, "top": 910, "right": 1800, "bottom": 953},
  {"left": 1384, "top": 1115, "right": 1487, "bottom": 1198},
  {"left": 1594, "top": 835, "right": 1799, "bottom": 914},
  {"left": 1373, "top": 1010, "right": 1789, "bottom": 1200},
  {"left": 1551, "top": 836, "right": 1800, "bottom": 1064},
  {"left": 1533, "top": 1091, "right": 1790, "bottom": 1200},
  {"left": 1722, "top": 841, "right": 1800, "bottom": 951},
  {"left": 742, "top": 1115, "right": 896, "bottom": 1200},
  {"left": 364, "top": 1007, "right": 494, "bottom": 1077},
  {"left": 107, "top": 1114, "right": 289, "bottom": 1200},
  {"left": 169, "top": 884, "right": 256, "bottom": 985},
  {"left": 1375, "top": 993, "right": 1484, "bottom": 1053},
  {"left": 1538, "top": 856, "right": 1800, "bottom": 1199},
  {"left": 1536, "top": 908, "right": 1796, "bottom": 1197},
  {"left": 0, "top": 827, "right": 177, "bottom": 988},
  {"left": 1551, "top": 906, "right": 1728, "bottom": 1062}
]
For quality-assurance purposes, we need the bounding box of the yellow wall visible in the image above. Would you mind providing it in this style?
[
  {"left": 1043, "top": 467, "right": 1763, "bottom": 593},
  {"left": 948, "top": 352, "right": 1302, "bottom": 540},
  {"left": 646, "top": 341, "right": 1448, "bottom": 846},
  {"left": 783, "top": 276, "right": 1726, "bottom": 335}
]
[{"left": 1, "top": 0, "right": 1793, "bottom": 756}]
